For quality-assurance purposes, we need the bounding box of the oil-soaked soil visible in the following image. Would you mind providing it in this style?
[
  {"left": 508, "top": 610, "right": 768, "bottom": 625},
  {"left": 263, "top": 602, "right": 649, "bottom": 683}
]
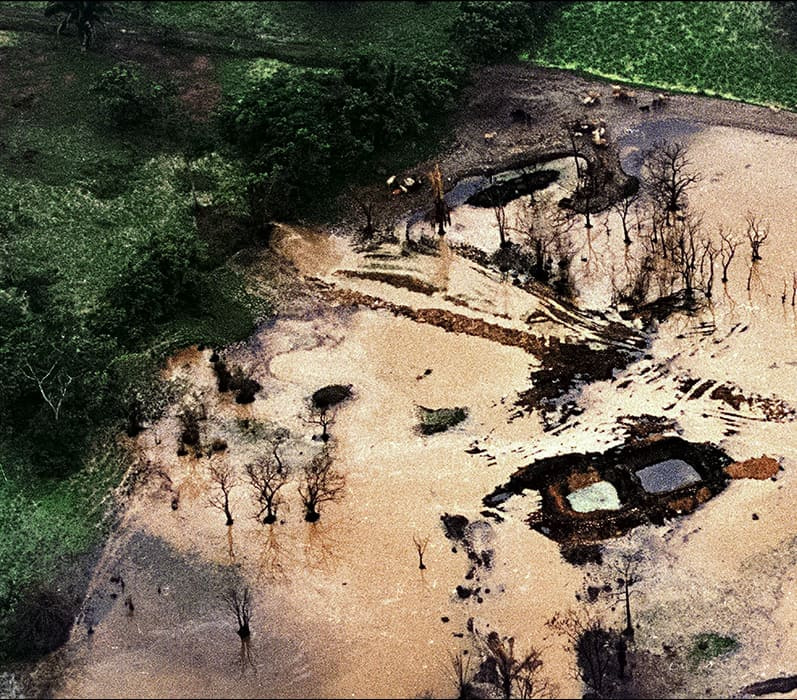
[{"left": 484, "top": 436, "right": 733, "bottom": 544}]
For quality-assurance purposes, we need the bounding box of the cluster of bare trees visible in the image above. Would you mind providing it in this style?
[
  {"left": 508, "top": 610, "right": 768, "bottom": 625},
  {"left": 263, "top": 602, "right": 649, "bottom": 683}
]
[
  {"left": 203, "top": 406, "right": 346, "bottom": 527},
  {"left": 442, "top": 550, "right": 646, "bottom": 698},
  {"left": 207, "top": 442, "right": 345, "bottom": 527},
  {"left": 486, "top": 186, "right": 578, "bottom": 297},
  {"left": 482, "top": 136, "right": 775, "bottom": 309},
  {"left": 603, "top": 139, "right": 775, "bottom": 309},
  {"left": 245, "top": 435, "right": 289, "bottom": 525},
  {"left": 447, "top": 629, "right": 552, "bottom": 699}
]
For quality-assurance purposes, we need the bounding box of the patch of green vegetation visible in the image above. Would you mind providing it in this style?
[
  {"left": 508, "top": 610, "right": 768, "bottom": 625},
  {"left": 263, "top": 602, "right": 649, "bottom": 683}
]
[
  {"left": 526, "top": 1, "right": 797, "bottom": 109},
  {"left": 417, "top": 406, "right": 469, "bottom": 435},
  {"left": 0, "top": 438, "right": 130, "bottom": 657},
  {"left": 0, "top": 30, "right": 20, "bottom": 46},
  {"left": 0, "top": 30, "right": 271, "bottom": 663},
  {"left": 121, "top": 1, "right": 459, "bottom": 64},
  {"left": 688, "top": 632, "right": 740, "bottom": 665}
]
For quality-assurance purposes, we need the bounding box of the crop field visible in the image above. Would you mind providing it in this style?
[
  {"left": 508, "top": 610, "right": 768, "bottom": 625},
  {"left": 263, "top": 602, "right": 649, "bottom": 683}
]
[{"left": 526, "top": 1, "right": 797, "bottom": 109}]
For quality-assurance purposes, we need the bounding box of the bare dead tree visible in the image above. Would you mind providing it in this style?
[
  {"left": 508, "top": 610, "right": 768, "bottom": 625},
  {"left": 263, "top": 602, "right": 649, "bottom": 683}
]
[
  {"left": 516, "top": 661, "right": 555, "bottom": 700},
  {"left": 608, "top": 554, "right": 643, "bottom": 640},
  {"left": 305, "top": 402, "right": 335, "bottom": 443},
  {"left": 356, "top": 194, "right": 376, "bottom": 240},
  {"left": 612, "top": 190, "right": 639, "bottom": 246},
  {"left": 719, "top": 226, "right": 740, "bottom": 284},
  {"left": 476, "top": 630, "right": 549, "bottom": 699},
  {"left": 224, "top": 587, "right": 252, "bottom": 639},
  {"left": 793, "top": 270, "right": 797, "bottom": 306},
  {"left": 565, "top": 121, "right": 598, "bottom": 230},
  {"left": 245, "top": 439, "right": 289, "bottom": 525},
  {"left": 412, "top": 535, "right": 429, "bottom": 570},
  {"left": 21, "top": 360, "right": 73, "bottom": 421},
  {"left": 648, "top": 205, "right": 669, "bottom": 258},
  {"left": 642, "top": 140, "right": 701, "bottom": 225},
  {"left": 547, "top": 610, "right": 618, "bottom": 698},
  {"left": 567, "top": 121, "right": 585, "bottom": 182},
  {"left": 617, "top": 251, "right": 654, "bottom": 309},
  {"left": 490, "top": 189, "right": 510, "bottom": 248},
  {"left": 578, "top": 165, "right": 599, "bottom": 231},
  {"left": 446, "top": 648, "right": 474, "bottom": 699},
  {"left": 699, "top": 237, "right": 719, "bottom": 299},
  {"left": 514, "top": 196, "right": 577, "bottom": 285},
  {"left": 208, "top": 461, "right": 236, "bottom": 526},
  {"left": 298, "top": 448, "right": 345, "bottom": 522},
  {"left": 671, "top": 212, "right": 703, "bottom": 299},
  {"left": 745, "top": 212, "right": 770, "bottom": 261},
  {"left": 345, "top": 185, "right": 380, "bottom": 240},
  {"left": 429, "top": 163, "right": 450, "bottom": 236}
]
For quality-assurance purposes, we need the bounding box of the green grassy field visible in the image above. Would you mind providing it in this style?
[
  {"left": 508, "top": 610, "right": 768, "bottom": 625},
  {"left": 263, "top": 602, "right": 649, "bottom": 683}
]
[
  {"left": 0, "top": 440, "right": 128, "bottom": 619},
  {"left": 119, "top": 0, "right": 459, "bottom": 64},
  {"left": 525, "top": 1, "right": 797, "bottom": 109}
]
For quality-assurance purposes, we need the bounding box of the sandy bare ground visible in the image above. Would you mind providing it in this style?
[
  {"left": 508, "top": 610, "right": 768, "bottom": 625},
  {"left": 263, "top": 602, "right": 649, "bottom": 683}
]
[{"left": 34, "top": 70, "right": 797, "bottom": 699}]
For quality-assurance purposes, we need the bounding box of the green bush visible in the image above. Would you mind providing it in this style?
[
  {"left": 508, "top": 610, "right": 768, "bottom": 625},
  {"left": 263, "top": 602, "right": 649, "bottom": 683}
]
[
  {"left": 417, "top": 406, "right": 468, "bottom": 434},
  {"left": 451, "top": 1, "right": 563, "bottom": 64},
  {"left": 91, "top": 63, "right": 172, "bottom": 128},
  {"left": 689, "top": 632, "right": 739, "bottom": 665},
  {"left": 102, "top": 222, "right": 207, "bottom": 342},
  {"left": 217, "top": 49, "right": 469, "bottom": 221},
  {"left": 86, "top": 148, "right": 138, "bottom": 199}
]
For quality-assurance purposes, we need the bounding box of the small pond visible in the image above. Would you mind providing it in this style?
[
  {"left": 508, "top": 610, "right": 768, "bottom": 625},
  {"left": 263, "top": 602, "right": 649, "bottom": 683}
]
[
  {"left": 566, "top": 480, "right": 622, "bottom": 512},
  {"left": 401, "top": 156, "right": 584, "bottom": 240},
  {"left": 444, "top": 156, "right": 585, "bottom": 209},
  {"left": 635, "top": 458, "right": 702, "bottom": 494}
]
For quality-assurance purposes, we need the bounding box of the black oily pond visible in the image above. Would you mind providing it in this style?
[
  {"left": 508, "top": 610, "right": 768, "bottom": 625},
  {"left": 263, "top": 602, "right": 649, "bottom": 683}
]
[
  {"left": 463, "top": 168, "right": 560, "bottom": 207},
  {"left": 483, "top": 436, "right": 732, "bottom": 545}
]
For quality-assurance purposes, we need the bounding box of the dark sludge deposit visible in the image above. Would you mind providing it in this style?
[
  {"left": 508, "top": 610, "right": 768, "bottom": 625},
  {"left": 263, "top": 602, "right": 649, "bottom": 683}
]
[{"left": 483, "top": 435, "right": 733, "bottom": 545}]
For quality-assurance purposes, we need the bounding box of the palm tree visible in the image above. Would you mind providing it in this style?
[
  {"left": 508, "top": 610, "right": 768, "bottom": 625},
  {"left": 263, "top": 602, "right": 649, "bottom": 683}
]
[{"left": 44, "top": 1, "right": 113, "bottom": 50}]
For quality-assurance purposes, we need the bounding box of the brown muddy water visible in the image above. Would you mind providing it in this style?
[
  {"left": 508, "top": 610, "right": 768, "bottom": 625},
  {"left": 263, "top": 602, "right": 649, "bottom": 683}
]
[{"left": 49, "top": 123, "right": 797, "bottom": 699}]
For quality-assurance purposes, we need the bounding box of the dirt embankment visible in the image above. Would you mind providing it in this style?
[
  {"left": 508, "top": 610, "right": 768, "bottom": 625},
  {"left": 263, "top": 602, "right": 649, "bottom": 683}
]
[{"left": 348, "top": 62, "right": 797, "bottom": 235}]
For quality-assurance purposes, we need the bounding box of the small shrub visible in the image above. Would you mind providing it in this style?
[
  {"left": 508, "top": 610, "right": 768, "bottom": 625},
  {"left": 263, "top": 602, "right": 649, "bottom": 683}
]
[
  {"left": 234, "top": 377, "right": 261, "bottom": 404},
  {"left": 177, "top": 404, "right": 204, "bottom": 446},
  {"left": 213, "top": 359, "right": 233, "bottom": 392},
  {"left": 230, "top": 366, "right": 261, "bottom": 404},
  {"left": 491, "top": 242, "right": 534, "bottom": 276},
  {"left": 92, "top": 63, "right": 172, "bottom": 128},
  {"left": 689, "top": 633, "right": 739, "bottom": 665},
  {"left": 561, "top": 543, "right": 604, "bottom": 566},
  {"left": 311, "top": 384, "right": 353, "bottom": 411},
  {"left": 451, "top": 1, "right": 561, "bottom": 64},
  {"left": 86, "top": 149, "right": 137, "bottom": 199},
  {"left": 417, "top": 406, "right": 468, "bottom": 434}
]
